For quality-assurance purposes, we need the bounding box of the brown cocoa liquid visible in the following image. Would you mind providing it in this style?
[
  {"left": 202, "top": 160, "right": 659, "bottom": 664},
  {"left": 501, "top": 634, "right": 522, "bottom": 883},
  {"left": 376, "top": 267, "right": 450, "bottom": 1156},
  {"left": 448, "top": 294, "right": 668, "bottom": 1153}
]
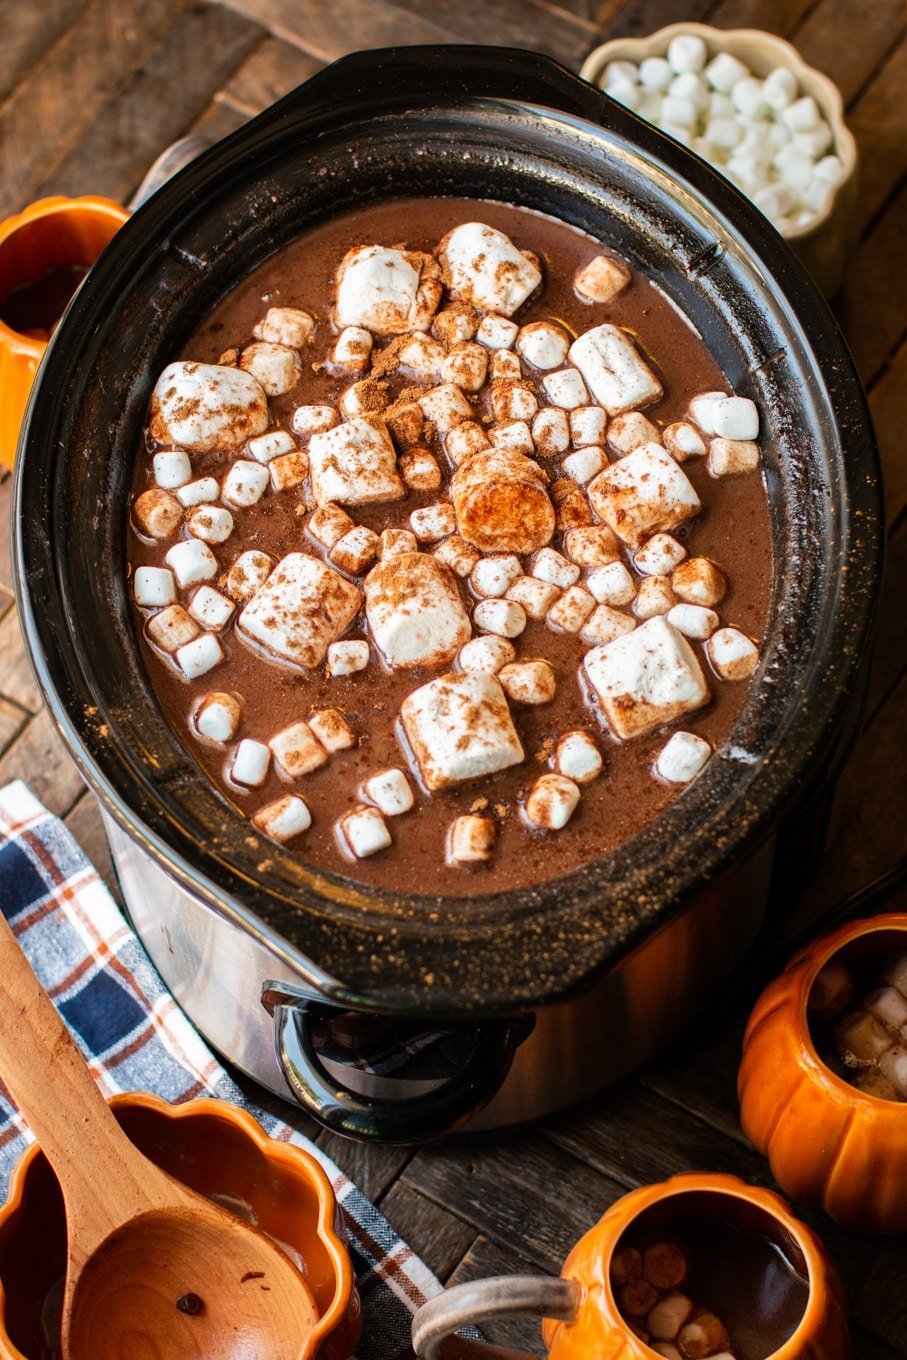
[
  {"left": 0, "top": 263, "right": 87, "bottom": 338},
  {"left": 127, "top": 197, "right": 773, "bottom": 896}
]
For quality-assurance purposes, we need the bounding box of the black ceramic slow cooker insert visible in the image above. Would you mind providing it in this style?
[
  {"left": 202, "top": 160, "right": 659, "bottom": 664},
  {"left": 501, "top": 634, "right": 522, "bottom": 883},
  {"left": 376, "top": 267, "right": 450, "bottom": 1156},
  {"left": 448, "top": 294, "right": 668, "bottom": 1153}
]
[{"left": 13, "top": 48, "right": 882, "bottom": 1141}]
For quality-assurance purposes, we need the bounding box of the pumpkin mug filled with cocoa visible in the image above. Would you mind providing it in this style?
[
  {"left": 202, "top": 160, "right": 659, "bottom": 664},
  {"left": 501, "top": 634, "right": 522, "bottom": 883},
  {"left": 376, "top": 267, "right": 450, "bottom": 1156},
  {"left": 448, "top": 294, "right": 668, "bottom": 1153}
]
[{"left": 411, "top": 1173, "right": 850, "bottom": 1360}]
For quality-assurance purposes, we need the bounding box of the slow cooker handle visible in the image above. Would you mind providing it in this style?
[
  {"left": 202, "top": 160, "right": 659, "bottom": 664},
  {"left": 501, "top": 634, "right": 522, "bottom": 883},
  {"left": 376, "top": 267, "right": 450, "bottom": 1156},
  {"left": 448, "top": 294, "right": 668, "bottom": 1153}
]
[{"left": 264, "top": 989, "right": 529, "bottom": 1143}]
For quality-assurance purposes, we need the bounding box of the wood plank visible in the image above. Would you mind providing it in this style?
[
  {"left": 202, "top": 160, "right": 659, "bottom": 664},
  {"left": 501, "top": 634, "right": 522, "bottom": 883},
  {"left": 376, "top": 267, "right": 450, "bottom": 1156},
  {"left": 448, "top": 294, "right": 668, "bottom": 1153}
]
[
  {"left": 215, "top": 0, "right": 450, "bottom": 61},
  {"left": 833, "top": 181, "right": 907, "bottom": 386},
  {"left": 0, "top": 0, "right": 196, "bottom": 218},
  {"left": 35, "top": 2, "right": 264, "bottom": 205},
  {"left": 854, "top": 1255, "right": 907, "bottom": 1355},
  {"left": 379, "top": 1181, "right": 476, "bottom": 1282},
  {"left": 794, "top": 0, "right": 906, "bottom": 107},
  {"left": 0, "top": 0, "right": 89, "bottom": 104},
  {"left": 316, "top": 1129, "right": 411, "bottom": 1204},
  {"left": 708, "top": 0, "right": 816, "bottom": 35},
  {"left": 865, "top": 518, "right": 907, "bottom": 717},
  {"left": 217, "top": 35, "right": 325, "bottom": 117},
  {"left": 869, "top": 337, "right": 907, "bottom": 529},
  {"left": 602, "top": 0, "right": 713, "bottom": 40},
  {"left": 639, "top": 1020, "right": 751, "bottom": 1146},
  {"left": 188, "top": 96, "right": 250, "bottom": 142},
  {"left": 0, "top": 696, "right": 28, "bottom": 759},
  {"left": 380, "top": 0, "right": 606, "bottom": 70},
  {"left": 445, "top": 1235, "right": 550, "bottom": 1355},
  {"left": 63, "top": 791, "right": 123, "bottom": 905},
  {"left": 0, "top": 611, "right": 43, "bottom": 713},
  {"left": 0, "top": 707, "right": 85, "bottom": 816},
  {"left": 848, "top": 37, "right": 907, "bottom": 231}
]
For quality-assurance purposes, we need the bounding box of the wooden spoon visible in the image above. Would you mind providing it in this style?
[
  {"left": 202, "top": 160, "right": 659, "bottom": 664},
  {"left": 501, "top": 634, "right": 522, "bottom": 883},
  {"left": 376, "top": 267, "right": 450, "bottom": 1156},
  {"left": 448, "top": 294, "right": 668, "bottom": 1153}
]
[{"left": 0, "top": 911, "right": 320, "bottom": 1360}]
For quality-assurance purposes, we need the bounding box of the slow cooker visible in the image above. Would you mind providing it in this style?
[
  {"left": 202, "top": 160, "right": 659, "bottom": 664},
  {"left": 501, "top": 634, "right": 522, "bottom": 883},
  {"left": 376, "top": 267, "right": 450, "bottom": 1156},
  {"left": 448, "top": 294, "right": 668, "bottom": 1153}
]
[{"left": 13, "top": 47, "right": 882, "bottom": 1141}]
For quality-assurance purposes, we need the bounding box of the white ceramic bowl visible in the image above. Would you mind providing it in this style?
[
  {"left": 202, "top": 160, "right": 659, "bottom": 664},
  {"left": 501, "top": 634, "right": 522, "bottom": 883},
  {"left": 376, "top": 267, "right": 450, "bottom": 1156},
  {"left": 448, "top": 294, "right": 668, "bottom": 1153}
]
[{"left": 580, "top": 23, "right": 859, "bottom": 295}]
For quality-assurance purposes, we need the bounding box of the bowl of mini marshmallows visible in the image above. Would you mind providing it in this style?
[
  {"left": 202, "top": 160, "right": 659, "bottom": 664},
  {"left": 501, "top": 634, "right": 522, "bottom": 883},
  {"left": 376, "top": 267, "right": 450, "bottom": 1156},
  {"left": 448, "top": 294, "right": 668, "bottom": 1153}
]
[{"left": 581, "top": 23, "right": 859, "bottom": 295}]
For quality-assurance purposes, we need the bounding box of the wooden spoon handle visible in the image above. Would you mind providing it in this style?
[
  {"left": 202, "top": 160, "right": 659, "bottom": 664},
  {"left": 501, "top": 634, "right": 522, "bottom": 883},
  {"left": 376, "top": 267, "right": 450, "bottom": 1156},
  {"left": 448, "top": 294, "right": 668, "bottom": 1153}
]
[{"left": 0, "top": 912, "right": 168, "bottom": 1252}]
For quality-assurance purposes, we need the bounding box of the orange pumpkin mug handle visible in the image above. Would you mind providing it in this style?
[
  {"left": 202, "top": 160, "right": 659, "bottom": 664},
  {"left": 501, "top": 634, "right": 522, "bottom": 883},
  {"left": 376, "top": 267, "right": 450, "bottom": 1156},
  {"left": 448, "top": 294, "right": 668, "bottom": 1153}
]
[{"left": 412, "top": 1277, "right": 581, "bottom": 1359}]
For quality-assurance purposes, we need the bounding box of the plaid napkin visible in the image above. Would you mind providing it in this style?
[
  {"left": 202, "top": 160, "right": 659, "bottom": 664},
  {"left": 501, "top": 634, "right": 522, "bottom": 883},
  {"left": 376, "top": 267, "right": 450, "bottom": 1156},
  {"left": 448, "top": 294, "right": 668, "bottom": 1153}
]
[{"left": 0, "top": 780, "right": 440, "bottom": 1359}]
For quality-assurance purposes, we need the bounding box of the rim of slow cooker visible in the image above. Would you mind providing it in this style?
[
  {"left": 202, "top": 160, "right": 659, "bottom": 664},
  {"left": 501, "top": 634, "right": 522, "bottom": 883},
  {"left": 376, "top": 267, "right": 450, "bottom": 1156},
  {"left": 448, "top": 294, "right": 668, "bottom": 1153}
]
[{"left": 13, "top": 48, "right": 882, "bottom": 1011}]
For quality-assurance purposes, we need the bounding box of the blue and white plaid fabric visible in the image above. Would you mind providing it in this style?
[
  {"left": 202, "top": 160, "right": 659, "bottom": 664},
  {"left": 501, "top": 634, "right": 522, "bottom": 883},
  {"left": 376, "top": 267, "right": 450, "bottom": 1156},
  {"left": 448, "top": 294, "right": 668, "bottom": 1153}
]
[{"left": 0, "top": 780, "right": 439, "bottom": 1359}]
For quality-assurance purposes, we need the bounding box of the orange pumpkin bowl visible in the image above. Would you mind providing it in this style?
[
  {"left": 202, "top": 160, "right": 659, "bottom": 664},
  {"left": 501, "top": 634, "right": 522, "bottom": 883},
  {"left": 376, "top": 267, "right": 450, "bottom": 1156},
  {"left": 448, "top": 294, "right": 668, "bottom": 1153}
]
[
  {"left": 739, "top": 913, "right": 907, "bottom": 1236},
  {"left": 0, "top": 1092, "right": 361, "bottom": 1360},
  {"left": 541, "top": 1173, "right": 850, "bottom": 1360}
]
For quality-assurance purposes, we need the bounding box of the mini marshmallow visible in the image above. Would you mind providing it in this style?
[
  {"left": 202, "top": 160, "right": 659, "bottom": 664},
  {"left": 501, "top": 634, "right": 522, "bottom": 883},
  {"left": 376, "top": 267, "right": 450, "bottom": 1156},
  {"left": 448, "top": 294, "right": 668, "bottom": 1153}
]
[
  {"left": 148, "top": 604, "right": 199, "bottom": 652},
  {"left": 133, "top": 488, "right": 183, "bottom": 540},
  {"left": 269, "top": 721, "right": 327, "bottom": 778},
  {"left": 731, "top": 75, "right": 767, "bottom": 119},
  {"left": 667, "top": 34, "right": 707, "bottom": 74},
  {"left": 563, "top": 525, "right": 621, "bottom": 567},
  {"left": 709, "top": 436, "right": 760, "bottom": 477},
  {"left": 554, "top": 731, "right": 602, "bottom": 784},
  {"left": 166, "top": 538, "right": 218, "bottom": 588},
  {"left": 400, "top": 447, "right": 443, "bottom": 491},
  {"left": 573, "top": 254, "right": 632, "bottom": 304},
  {"left": 476, "top": 314, "right": 519, "bottom": 349},
  {"left": 570, "top": 406, "right": 608, "bottom": 446},
  {"left": 584, "top": 616, "right": 711, "bottom": 740},
  {"left": 363, "top": 768, "right": 414, "bottom": 816},
  {"left": 401, "top": 671, "right": 524, "bottom": 790},
  {"left": 470, "top": 554, "right": 523, "bottom": 598},
  {"left": 836, "top": 1010, "right": 893, "bottom": 1064},
  {"left": 656, "top": 731, "right": 712, "bottom": 783},
  {"left": 385, "top": 400, "right": 424, "bottom": 448},
  {"left": 663, "top": 422, "right": 706, "bottom": 461},
  {"left": 551, "top": 478, "right": 593, "bottom": 531},
  {"left": 309, "top": 709, "right": 356, "bottom": 752},
  {"left": 380, "top": 528, "right": 418, "bottom": 559},
  {"left": 704, "top": 50, "right": 749, "bottom": 92},
  {"left": 604, "top": 60, "right": 638, "bottom": 86},
  {"left": 330, "top": 525, "right": 380, "bottom": 575},
  {"left": 516, "top": 322, "right": 570, "bottom": 371},
  {"left": 442, "top": 341, "right": 488, "bottom": 391},
  {"left": 587, "top": 561, "right": 636, "bottom": 607},
  {"left": 532, "top": 547, "right": 580, "bottom": 589},
  {"left": 877, "top": 1045, "right": 907, "bottom": 1097},
  {"left": 650, "top": 1345, "right": 682, "bottom": 1360},
  {"left": 562, "top": 446, "right": 605, "bottom": 484},
  {"left": 309, "top": 418, "right": 404, "bottom": 506},
  {"left": 865, "top": 987, "right": 907, "bottom": 1033},
  {"left": 308, "top": 503, "right": 354, "bottom": 549},
  {"left": 338, "top": 379, "right": 389, "bottom": 421},
  {"left": 547, "top": 585, "right": 596, "bottom": 634},
  {"left": 635, "top": 533, "right": 686, "bottom": 576},
  {"left": 187, "top": 505, "right": 234, "bottom": 545},
  {"left": 781, "top": 93, "right": 820, "bottom": 132},
  {"left": 134, "top": 566, "right": 175, "bottom": 608},
  {"left": 177, "top": 477, "right": 220, "bottom": 507},
  {"left": 882, "top": 952, "right": 907, "bottom": 996},
  {"left": 339, "top": 805, "right": 392, "bottom": 858},
  {"left": 589, "top": 442, "right": 701, "bottom": 549},
  {"left": 762, "top": 65, "right": 798, "bottom": 111},
  {"left": 814, "top": 154, "right": 845, "bottom": 184},
  {"left": 226, "top": 550, "right": 273, "bottom": 603},
  {"left": 326, "top": 640, "right": 370, "bottom": 676},
  {"left": 667, "top": 604, "right": 719, "bottom": 640},
  {"left": 446, "top": 422, "right": 490, "bottom": 466},
  {"left": 488, "top": 420, "right": 535, "bottom": 456},
  {"left": 491, "top": 350, "right": 522, "bottom": 381},
  {"left": 608, "top": 411, "right": 661, "bottom": 456},
  {"left": 774, "top": 143, "right": 814, "bottom": 192},
  {"left": 332, "top": 326, "right": 373, "bottom": 369},
  {"left": 794, "top": 121, "right": 833, "bottom": 158},
  {"left": 433, "top": 534, "right": 481, "bottom": 577},
  {"left": 491, "top": 381, "right": 538, "bottom": 423},
  {"left": 398, "top": 331, "right": 446, "bottom": 381},
  {"left": 365, "top": 553, "right": 470, "bottom": 668},
  {"left": 247, "top": 430, "right": 295, "bottom": 464},
  {"left": 711, "top": 396, "right": 759, "bottom": 440},
  {"left": 499, "top": 656, "right": 558, "bottom": 706},
  {"left": 253, "top": 795, "right": 312, "bottom": 843},
  {"left": 334, "top": 244, "right": 441, "bottom": 334},
  {"left": 150, "top": 362, "right": 268, "bottom": 453},
  {"left": 648, "top": 1294, "right": 695, "bottom": 1341},
  {"left": 544, "top": 369, "right": 590, "bottom": 411},
  {"left": 269, "top": 450, "right": 309, "bottom": 492},
  {"left": 448, "top": 815, "right": 495, "bottom": 863},
  {"left": 411, "top": 502, "right": 457, "bottom": 543},
  {"left": 532, "top": 408, "right": 571, "bottom": 457},
  {"left": 660, "top": 96, "right": 698, "bottom": 129},
  {"left": 458, "top": 635, "right": 515, "bottom": 674},
  {"left": 580, "top": 605, "right": 636, "bottom": 646},
  {"left": 668, "top": 72, "right": 709, "bottom": 111},
  {"left": 524, "top": 774, "right": 580, "bottom": 830},
  {"left": 222, "top": 459, "right": 270, "bottom": 508},
  {"left": 153, "top": 450, "right": 191, "bottom": 489},
  {"left": 433, "top": 306, "right": 478, "bottom": 345},
  {"left": 176, "top": 632, "right": 223, "bottom": 680},
  {"left": 195, "top": 692, "right": 241, "bottom": 743},
  {"left": 569, "top": 324, "right": 663, "bottom": 415},
  {"left": 634, "top": 575, "right": 676, "bottom": 619},
  {"left": 418, "top": 383, "right": 474, "bottom": 436},
  {"left": 189, "top": 585, "right": 235, "bottom": 631},
  {"left": 239, "top": 553, "right": 361, "bottom": 669},
  {"left": 506, "top": 576, "right": 561, "bottom": 621},
  {"left": 708, "top": 626, "right": 759, "bottom": 680},
  {"left": 254, "top": 306, "right": 314, "bottom": 348},
  {"left": 473, "top": 597, "right": 527, "bottom": 639},
  {"left": 671, "top": 558, "right": 727, "bottom": 609},
  {"left": 292, "top": 404, "right": 339, "bottom": 438},
  {"left": 688, "top": 391, "right": 728, "bottom": 434},
  {"left": 704, "top": 116, "right": 743, "bottom": 149},
  {"left": 439, "top": 222, "right": 542, "bottom": 316},
  {"left": 240, "top": 341, "right": 301, "bottom": 396},
  {"left": 639, "top": 55, "right": 673, "bottom": 91},
  {"left": 607, "top": 75, "right": 641, "bottom": 110}
]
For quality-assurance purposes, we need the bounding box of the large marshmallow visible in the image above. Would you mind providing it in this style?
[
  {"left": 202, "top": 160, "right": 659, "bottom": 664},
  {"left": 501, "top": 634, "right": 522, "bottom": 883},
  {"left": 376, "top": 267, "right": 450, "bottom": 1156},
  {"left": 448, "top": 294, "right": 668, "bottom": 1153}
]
[
  {"left": 588, "top": 442, "right": 701, "bottom": 549},
  {"left": 334, "top": 245, "right": 442, "bottom": 334},
  {"left": 438, "top": 222, "right": 542, "bottom": 316},
  {"left": 269, "top": 721, "right": 328, "bottom": 778},
  {"left": 238, "top": 553, "right": 362, "bottom": 669},
  {"left": 569, "top": 325, "right": 663, "bottom": 415},
  {"left": 584, "top": 616, "right": 711, "bottom": 740},
  {"left": 308, "top": 417, "right": 404, "bottom": 506},
  {"left": 524, "top": 774, "right": 580, "bottom": 830},
  {"left": 401, "top": 671, "right": 524, "bottom": 791},
  {"left": 253, "top": 795, "right": 312, "bottom": 844},
  {"left": 149, "top": 362, "right": 268, "bottom": 453},
  {"left": 364, "top": 553, "right": 470, "bottom": 670}
]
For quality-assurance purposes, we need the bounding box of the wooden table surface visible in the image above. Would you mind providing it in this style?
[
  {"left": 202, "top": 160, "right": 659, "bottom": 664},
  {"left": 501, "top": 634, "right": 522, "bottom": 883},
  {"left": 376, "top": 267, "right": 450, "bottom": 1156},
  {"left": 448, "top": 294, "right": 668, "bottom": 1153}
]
[{"left": 1, "top": 1, "right": 905, "bottom": 1355}]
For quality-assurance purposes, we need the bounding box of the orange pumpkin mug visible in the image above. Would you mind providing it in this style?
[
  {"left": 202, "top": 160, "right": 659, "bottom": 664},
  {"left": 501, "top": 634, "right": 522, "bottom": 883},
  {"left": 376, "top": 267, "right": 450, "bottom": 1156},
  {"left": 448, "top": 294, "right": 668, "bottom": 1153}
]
[{"left": 412, "top": 1173, "right": 850, "bottom": 1360}]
